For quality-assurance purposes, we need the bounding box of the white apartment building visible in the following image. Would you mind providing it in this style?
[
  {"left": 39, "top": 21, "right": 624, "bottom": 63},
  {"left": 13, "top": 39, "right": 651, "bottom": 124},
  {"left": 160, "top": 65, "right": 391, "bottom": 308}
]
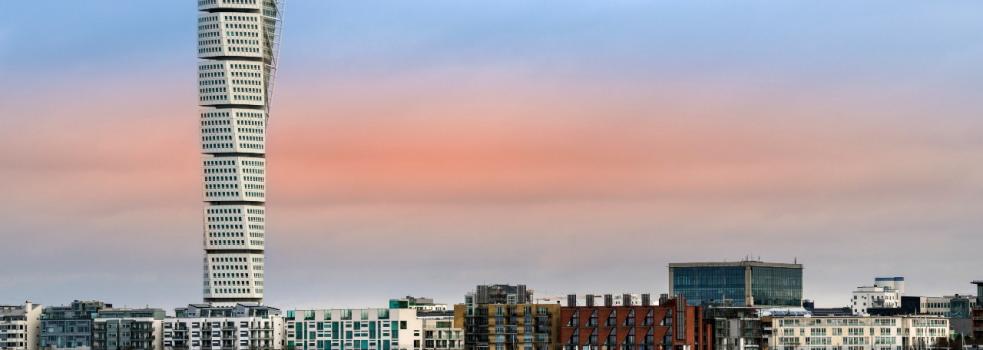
[
  {"left": 0, "top": 302, "right": 41, "bottom": 350},
  {"left": 852, "top": 286, "right": 901, "bottom": 316},
  {"left": 285, "top": 308, "right": 422, "bottom": 350},
  {"left": 163, "top": 304, "right": 283, "bottom": 350},
  {"left": 197, "top": 0, "right": 282, "bottom": 305},
  {"left": 852, "top": 277, "right": 905, "bottom": 316},
  {"left": 770, "top": 315, "right": 949, "bottom": 350},
  {"left": 419, "top": 316, "right": 462, "bottom": 350}
]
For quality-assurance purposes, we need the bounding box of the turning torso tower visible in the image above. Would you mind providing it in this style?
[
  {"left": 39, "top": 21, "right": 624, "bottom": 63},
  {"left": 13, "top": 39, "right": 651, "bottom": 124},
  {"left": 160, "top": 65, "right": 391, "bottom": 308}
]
[{"left": 197, "top": 0, "right": 281, "bottom": 304}]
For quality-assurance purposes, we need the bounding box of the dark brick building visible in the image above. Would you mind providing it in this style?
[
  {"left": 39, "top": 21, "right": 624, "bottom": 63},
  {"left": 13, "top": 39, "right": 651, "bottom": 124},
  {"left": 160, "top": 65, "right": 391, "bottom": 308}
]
[{"left": 558, "top": 294, "right": 709, "bottom": 350}]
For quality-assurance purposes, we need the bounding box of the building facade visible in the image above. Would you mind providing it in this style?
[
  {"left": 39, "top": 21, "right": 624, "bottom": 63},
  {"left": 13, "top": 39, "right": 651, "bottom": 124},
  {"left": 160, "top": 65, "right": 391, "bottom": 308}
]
[
  {"left": 420, "top": 316, "right": 463, "bottom": 350},
  {"left": 558, "top": 294, "right": 709, "bottom": 350},
  {"left": 284, "top": 308, "right": 422, "bottom": 350},
  {"left": 470, "top": 285, "right": 533, "bottom": 306},
  {"left": 92, "top": 308, "right": 165, "bottom": 350},
  {"left": 455, "top": 303, "right": 560, "bottom": 350},
  {"left": 851, "top": 286, "right": 901, "bottom": 316},
  {"left": 703, "top": 307, "right": 764, "bottom": 350},
  {"left": 770, "top": 315, "right": 949, "bottom": 350},
  {"left": 389, "top": 297, "right": 450, "bottom": 313},
  {"left": 535, "top": 295, "right": 647, "bottom": 308},
  {"left": 972, "top": 281, "right": 983, "bottom": 342},
  {"left": 913, "top": 295, "right": 977, "bottom": 317},
  {"left": 197, "top": 0, "right": 283, "bottom": 305},
  {"left": 0, "top": 301, "right": 42, "bottom": 350},
  {"left": 163, "top": 304, "right": 283, "bottom": 350},
  {"left": 668, "top": 261, "right": 803, "bottom": 307},
  {"left": 41, "top": 300, "right": 111, "bottom": 350}
]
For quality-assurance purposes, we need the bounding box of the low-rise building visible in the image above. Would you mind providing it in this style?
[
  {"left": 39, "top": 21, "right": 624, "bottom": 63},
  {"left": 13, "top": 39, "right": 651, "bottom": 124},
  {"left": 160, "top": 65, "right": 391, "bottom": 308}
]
[
  {"left": 389, "top": 297, "right": 450, "bottom": 314},
  {"left": 770, "top": 315, "right": 949, "bottom": 350},
  {"left": 850, "top": 284, "right": 901, "bottom": 316},
  {"left": 0, "top": 301, "right": 42, "bottom": 350},
  {"left": 704, "top": 307, "right": 764, "bottom": 350},
  {"left": 419, "top": 315, "right": 463, "bottom": 350},
  {"left": 972, "top": 281, "right": 983, "bottom": 343},
  {"left": 285, "top": 308, "right": 422, "bottom": 350},
  {"left": 163, "top": 303, "right": 283, "bottom": 350},
  {"left": 41, "top": 300, "right": 111, "bottom": 350},
  {"left": 559, "top": 294, "right": 709, "bottom": 350},
  {"left": 92, "top": 308, "right": 165, "bottom": 350}
]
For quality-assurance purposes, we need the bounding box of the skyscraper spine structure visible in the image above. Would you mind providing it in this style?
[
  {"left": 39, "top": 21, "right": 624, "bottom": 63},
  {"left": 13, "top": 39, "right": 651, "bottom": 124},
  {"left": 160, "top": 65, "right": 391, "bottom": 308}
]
[{"left": 197, "top": 0, "right": 282, "bottom": 304}]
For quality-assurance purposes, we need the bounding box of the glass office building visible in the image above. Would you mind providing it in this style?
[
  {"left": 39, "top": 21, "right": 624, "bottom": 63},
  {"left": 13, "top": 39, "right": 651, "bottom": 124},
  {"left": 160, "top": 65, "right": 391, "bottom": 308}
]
[{"left": 669, "top": 261, "right": 803, "bottom": 307}]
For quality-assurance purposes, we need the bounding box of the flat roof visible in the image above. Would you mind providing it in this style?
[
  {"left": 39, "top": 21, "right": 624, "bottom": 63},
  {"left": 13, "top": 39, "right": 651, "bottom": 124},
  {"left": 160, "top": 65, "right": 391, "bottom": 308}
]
[{"left": 669, "top": 261, "right": 803, "bottom": 269}]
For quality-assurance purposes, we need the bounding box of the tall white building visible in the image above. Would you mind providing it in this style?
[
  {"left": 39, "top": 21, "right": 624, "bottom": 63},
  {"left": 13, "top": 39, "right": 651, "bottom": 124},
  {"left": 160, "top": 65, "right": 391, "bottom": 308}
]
[
  {"left": 0, "top": 301, "right": 41, "bottom": 350},
  {"left": 197, "top": 0, "right": 282, "bottom": 304}
]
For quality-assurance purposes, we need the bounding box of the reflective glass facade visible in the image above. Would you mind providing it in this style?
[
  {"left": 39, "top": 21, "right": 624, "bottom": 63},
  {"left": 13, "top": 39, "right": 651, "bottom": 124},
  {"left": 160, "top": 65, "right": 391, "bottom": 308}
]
[
  {"left": 670, "top": 263, "right": 803, "bottom": 307},
  {"left": 749, "top": 266, "right": 802, "bottom": 307},
  {"left": 672, "top": 266, "right": 746, "bottom": 306}
]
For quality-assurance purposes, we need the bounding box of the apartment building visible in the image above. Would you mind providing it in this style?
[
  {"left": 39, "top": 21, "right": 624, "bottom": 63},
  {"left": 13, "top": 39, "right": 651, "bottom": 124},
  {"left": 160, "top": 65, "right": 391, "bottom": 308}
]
[
  {"left": 770, "top": 315, "right": 949, "bottom": 350},
  {"left": 40, "top": 300, "right": 111, "bottom": 349},
  {"left": 558, "top": 294, "right": 709, "bottom": 350},
  {"left": 419, "top": 315, "right": 463, "bottom": 350},
  {"left": 163, "top": 303, "right": 283, "bottom": 350},
  {"left": 284, "top": 308, "right": 422, "bottom": 350},
  {"left": 0, "top": 301, "right": 42, "bottom": 350},
  {"left": 92, "top": 308, "right": 165, "bottom": 350}
]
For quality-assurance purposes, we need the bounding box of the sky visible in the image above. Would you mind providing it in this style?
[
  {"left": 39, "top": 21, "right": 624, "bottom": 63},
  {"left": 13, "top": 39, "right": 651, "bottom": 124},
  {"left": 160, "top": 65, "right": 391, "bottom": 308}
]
[{"left": 1, "top": 1, "right": 983, "bottom": 311}]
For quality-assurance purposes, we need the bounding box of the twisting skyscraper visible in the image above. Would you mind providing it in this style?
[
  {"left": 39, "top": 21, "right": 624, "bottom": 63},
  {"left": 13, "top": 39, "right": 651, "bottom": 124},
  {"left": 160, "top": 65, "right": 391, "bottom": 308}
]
[{"left": 197, "top": 0, "right": 281, "bottom": 304}]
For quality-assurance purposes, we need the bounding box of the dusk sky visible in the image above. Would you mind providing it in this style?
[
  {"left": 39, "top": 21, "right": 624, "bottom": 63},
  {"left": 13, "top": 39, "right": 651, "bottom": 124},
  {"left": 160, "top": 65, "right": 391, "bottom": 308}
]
[{"left": 2, "top": 1, "right": 983, "bottom": 311}]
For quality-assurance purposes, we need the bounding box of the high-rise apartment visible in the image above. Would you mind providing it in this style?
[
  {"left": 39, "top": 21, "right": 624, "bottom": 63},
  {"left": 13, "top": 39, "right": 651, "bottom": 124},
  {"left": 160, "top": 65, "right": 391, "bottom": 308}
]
[{"left": 196, "top": 0, "right": 282, "bottom": 304}]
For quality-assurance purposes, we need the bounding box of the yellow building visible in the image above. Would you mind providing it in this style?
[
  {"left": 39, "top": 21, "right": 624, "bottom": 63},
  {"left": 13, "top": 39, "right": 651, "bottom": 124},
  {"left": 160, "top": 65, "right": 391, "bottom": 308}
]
[{"left": 455, "top": 303, "right": 560, "bottom": 350}]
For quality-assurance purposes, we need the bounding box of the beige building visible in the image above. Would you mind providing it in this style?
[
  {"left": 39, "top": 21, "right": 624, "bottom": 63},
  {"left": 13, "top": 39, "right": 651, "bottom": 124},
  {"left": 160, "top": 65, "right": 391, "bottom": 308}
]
[
  {"left": 0, "top": 301, "right": 42, "bottom": 350},
  {"left": 770, "top": 315, "right": 948, "bottom": 350},
  {"left": 420, "top": 316, "right": 463, "bottom": 350}
]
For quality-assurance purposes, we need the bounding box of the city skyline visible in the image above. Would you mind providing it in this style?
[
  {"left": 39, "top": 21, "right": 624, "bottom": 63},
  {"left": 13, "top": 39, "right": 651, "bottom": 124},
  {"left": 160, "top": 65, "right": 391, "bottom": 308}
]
[{"left": 2, "top": 0, "right": 983, "bottom": 312}]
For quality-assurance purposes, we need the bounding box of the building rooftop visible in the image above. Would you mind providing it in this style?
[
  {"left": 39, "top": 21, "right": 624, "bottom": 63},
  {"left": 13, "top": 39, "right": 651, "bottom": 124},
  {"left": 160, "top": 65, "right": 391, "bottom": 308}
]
[{"left": 669, "top": 260, "right": 802, "bottom": 269}]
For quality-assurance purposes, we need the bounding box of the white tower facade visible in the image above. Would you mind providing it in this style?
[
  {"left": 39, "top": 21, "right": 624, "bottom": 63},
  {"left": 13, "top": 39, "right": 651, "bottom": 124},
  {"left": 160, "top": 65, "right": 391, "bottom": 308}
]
[{"left": 197, "top": 0, "right": 282, "bottom": 304}]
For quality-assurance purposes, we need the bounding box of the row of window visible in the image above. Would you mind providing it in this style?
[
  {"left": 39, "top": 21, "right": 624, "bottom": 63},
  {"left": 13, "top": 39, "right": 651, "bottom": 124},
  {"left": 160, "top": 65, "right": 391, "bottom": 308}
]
[
  {"left": 205, "top": 191, "right": 264, "bottom": 197},
  {"left": 205, "top": 159, "right": 265, "bottom": 166},
  {"left": 203, "top": 141, "right": 265, "bottom": 149},
  {"left": 202, "top": 110, "right": 265, "bottom": 119}
]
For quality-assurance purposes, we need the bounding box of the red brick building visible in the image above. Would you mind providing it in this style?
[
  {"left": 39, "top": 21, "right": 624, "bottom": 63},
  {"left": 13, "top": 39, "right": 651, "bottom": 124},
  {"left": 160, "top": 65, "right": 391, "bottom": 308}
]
[{"left": 558, "top": 295, "right": 710, "bottom": 350}]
